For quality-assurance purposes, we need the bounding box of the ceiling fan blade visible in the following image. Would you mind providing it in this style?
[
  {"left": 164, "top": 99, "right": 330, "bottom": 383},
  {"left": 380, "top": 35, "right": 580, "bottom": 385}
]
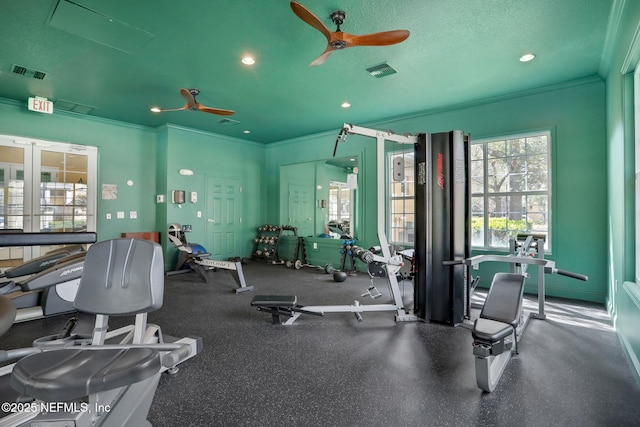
[
  {"left": 345, "top": 30, "right": 410, "bottom": 47},
  {"left": 197, "top": 105, "right": 235, "bottom": 116},
  {"left": 154, "top": 105, "right": 189, "bottom": 113},
  {"left": 309, "top": 47, "right": 335, "bottom": 67},
  {"left": 290, "top": 1, "right": 331, "bottom": 41},
  {"left": 180, "top": 88, "right": 197, "bottom": 108}
]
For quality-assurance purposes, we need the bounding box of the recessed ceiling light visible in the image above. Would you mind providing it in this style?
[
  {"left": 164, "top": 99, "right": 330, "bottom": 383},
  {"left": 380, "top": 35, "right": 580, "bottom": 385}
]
[
  {"left": 243, "top": 130, "right": 251, "bottom": 134},
  {"left": 241, "top": 56, "right": 255, "bottom": 65},
  {"left": 150, "top": 107, "right": 161, "bottom": 112},
  {"left": 341, "top": 101, "right": 351, "bottom": 108},
  {"left": 519, "top": 53, "right": 536, "bottom": 62}
]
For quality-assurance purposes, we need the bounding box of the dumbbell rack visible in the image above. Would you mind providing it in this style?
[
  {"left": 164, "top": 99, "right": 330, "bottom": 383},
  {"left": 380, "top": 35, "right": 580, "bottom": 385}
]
[{"left": 251, "top": 224, "right": 297, "bottom": 264}]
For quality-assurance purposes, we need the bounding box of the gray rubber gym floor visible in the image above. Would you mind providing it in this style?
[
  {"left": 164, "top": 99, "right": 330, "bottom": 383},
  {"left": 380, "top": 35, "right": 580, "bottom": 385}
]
[{"left": 2, "top": 261, "right": 639, "bottom": 426}]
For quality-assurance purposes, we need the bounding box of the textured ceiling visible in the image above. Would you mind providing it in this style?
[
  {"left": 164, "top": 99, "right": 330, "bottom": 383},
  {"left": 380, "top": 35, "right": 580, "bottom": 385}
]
[{"left": 0, "top": 0, "right": 613, "bottom": 143}]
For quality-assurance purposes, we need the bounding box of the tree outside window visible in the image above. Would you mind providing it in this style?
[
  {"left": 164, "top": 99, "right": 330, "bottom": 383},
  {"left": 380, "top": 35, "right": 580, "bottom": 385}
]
[{"left": 471, "top": 132, "right": 551, "bottom": 250}]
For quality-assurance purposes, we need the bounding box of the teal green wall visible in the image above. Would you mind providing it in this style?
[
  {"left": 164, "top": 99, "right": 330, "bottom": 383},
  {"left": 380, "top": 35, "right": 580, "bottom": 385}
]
[
  {"left": 0, "top": 100, "right": 157, "bottom": 241},
  {"left": 160, "top": 126, "right": 266, "bottom": 269},
  {"left": 603, "top": 0, "right": 640, "bottom": 386},
  {"left": 267, "top": 80, "right": 607, "bottom": 303},
  {"left": 0, "top": 74, "right": 608, "bottom": 305},
  {"left": 0, "top": 102, "right": 266, "bottom": 272}
]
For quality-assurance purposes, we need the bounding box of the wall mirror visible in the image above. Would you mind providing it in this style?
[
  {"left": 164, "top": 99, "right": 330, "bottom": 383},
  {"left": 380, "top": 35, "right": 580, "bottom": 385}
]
[{"left": 280, "top": 157, "right": 358, "bottom": 238}]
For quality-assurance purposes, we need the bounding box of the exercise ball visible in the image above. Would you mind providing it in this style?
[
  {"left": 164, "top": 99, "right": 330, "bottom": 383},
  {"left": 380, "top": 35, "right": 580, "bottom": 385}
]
[{"left": 333, "top": 271, "right": 347, "bottom": 282}]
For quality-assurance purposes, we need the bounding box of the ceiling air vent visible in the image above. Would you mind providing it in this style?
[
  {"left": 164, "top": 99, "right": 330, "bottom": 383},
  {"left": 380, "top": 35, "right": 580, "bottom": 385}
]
[
  {"left": 219, "top": 118, "right": 240, "bottom": 126},
  {"left": 54, "top": 99, "right": 96, "bottom": 115},
  {"left": 12, "top": 64, "right": 47, "bottom": 80},
  {"left": 366, "top": 62, "right": 397, "bottom": 78}
]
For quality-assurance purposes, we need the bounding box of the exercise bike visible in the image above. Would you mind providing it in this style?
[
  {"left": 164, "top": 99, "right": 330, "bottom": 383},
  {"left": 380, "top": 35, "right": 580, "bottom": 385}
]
[{"left": 0, "top": 238, "right": 202, "bottom": 426}]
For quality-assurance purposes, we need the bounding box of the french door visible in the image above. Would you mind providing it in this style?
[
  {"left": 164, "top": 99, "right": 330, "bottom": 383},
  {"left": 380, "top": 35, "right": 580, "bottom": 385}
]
[{"left": 0, "top": 135, "right": 97, "bottom": 263}]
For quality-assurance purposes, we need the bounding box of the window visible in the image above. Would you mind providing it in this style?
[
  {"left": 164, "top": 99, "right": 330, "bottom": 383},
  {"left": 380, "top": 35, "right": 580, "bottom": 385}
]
[
  {"left": 471, "top": 131, "right": 551, "bottom": 250},
  {"left": 0, "top": 136, "right": 97, "bottom": 262},
  {"left": 388, "top": 152, "right": 415, "bottom": 245}
]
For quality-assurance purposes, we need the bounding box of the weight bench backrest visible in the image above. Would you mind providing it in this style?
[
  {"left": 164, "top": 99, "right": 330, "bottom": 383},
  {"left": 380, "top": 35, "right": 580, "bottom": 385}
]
[
  {"left": 74, "top": 238, "right": 164, "bottom": 315},
  {"left": 480, "top": 272, "right": 526, "bottom": 326}
]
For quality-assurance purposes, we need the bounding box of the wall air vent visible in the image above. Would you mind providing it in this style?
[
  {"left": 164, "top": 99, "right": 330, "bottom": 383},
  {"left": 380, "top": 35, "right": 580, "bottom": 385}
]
[
  {"left": 12, "top": 64, "right": 47, "bottom": 80},
  {"left": 366, "top": 62, "right": 397, "bottom": 78},
  {"left": 219, "top": 118, "right": 240, "bottom": 126},
  {"left": 54, "top": 99, "right": 96, "bottom": 115}
]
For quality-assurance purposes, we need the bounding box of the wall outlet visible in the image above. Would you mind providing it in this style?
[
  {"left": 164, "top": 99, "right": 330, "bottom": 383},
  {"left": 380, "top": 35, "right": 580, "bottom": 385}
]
[
  {"left": 106, "top": 213, "right": 111, "bottom": 220},
  {"left": 197, "top": 211, "right": 202, "bottom": 218},
  {"left": 313, "top": 242, "right": 318, "bottom": 250},
  {"left": 117, "top": 211, "right": 125, "bottom": 219}
]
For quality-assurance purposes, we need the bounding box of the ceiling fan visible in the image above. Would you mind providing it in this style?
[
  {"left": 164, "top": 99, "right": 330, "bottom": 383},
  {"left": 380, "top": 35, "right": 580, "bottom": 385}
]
[
  {"left": 150, "top": 88, "right": 234, "bottom": 116},
  {"left": 290, "top": 1, "right": 410, "bottom": 66}
]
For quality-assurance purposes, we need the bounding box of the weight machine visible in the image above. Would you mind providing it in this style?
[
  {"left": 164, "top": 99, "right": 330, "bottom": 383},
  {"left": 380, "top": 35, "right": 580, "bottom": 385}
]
[
  {"left": 446, "top": 234, "right": 588, "bottom": 392},
  {"left": 252, "top": 124, "right": 470, "bottom": 324},
  {"left": 414, "top": 130, "right": 470, "bottom": 325}
]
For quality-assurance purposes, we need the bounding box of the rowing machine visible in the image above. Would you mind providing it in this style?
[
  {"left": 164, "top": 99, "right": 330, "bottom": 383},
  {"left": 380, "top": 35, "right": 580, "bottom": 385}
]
[{"left": 167, "top": 223, "right": 253, "bottom": 293}]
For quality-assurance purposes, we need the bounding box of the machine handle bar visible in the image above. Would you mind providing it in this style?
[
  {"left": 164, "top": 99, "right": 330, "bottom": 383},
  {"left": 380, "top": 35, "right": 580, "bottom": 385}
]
[
  {"left": 442, "top": 260, "right": 464, "bottom": 266},
  {"left": 555, "top": 269, "right": 588, "bottom": 281},
  {"left": 162, "top": 344, "right": 192, "bottom": 368}
]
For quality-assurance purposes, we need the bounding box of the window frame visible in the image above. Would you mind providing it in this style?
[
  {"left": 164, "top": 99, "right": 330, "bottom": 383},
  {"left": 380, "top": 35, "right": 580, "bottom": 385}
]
[
  {"left": 471, "top": 130, "right": 552, "bottom": 252},
  {"left": 387, "top": 150, "right": 415, "bottom": 246}
]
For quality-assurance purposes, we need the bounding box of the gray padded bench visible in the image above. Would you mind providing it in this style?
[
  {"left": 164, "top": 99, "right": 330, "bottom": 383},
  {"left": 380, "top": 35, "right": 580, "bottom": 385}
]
[
  {"left": 472, "top": 272, "right": 526, "bottom": 357},
  {"left": 11, "top": 347, "right": 160, "bottom": 402},
  {"left": 251, "top": 295, "right": 323, "bottom": 324}
]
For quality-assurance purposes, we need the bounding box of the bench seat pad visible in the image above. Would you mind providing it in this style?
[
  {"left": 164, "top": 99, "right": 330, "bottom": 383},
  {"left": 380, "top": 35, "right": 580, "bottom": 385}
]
[
  {"left": 11, "top": 348, "right": 160, "bottom": 401},
  {"left": 251, "top": 295, "right": 297, "bottom": 308},
  {"left": 472, "top": 318, "right": 513, "bottom": 343}
]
